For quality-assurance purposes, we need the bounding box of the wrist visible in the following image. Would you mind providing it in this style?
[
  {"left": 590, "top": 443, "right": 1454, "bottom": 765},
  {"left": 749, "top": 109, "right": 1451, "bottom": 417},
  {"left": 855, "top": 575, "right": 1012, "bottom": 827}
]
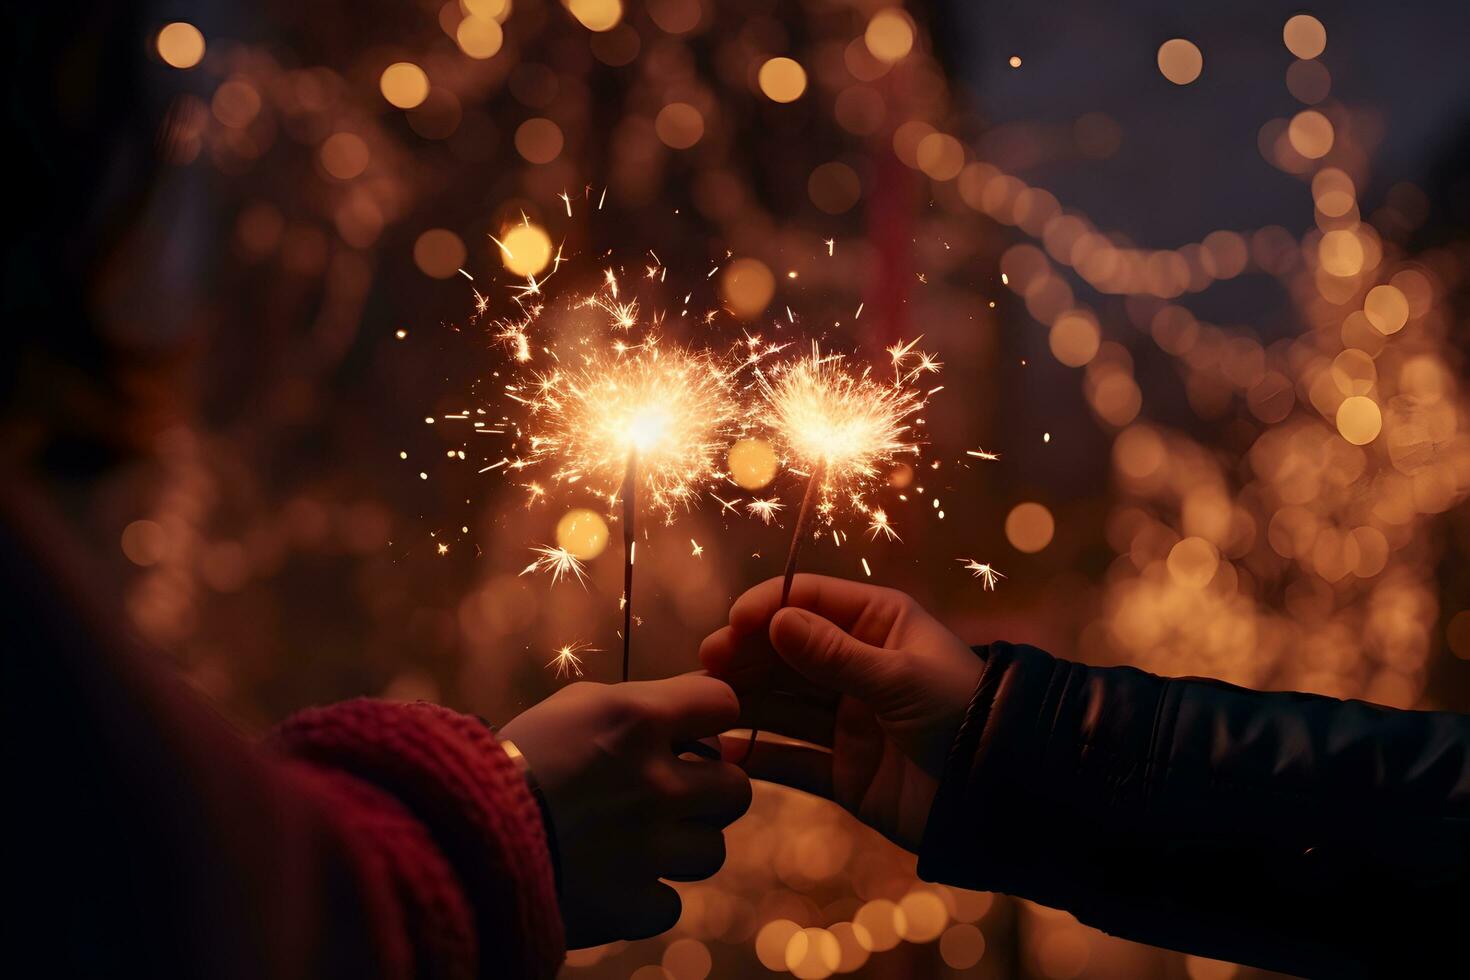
[{"left": 493, "top": 733, "right": 564, "bottom": 894}]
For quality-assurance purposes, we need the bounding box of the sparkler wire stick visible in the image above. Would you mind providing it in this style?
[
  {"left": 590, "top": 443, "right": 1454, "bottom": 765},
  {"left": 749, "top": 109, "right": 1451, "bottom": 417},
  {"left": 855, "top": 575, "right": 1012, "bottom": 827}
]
[
  {"left": 779, "top": 463, "right": 826, "bottom": 606},
  {"left": 745, "top": 461, "right": 826, "bottom": 763},
  {"left": 621, "top": 450, "right": 637, "bottom": 682}
]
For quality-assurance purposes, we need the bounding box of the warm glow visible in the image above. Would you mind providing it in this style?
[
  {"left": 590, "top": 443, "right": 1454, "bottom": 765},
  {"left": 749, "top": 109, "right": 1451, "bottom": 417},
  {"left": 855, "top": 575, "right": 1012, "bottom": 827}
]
[
  {"left": 1336, "top": 395, "right": 1382, "bottom": 444},
  {"left": 157, "top": 22, "right": 205, "bottom": 69},
  {"left": 555, "top": 508, "right": 609, "bottom": 559},
  {"left": 758, "top": 57, "right": 808, "bottom": 103},
  {"left": 1364, "top": 284, "right": 1409, "bottom": 334},
  {"left": 566, "top": 0, "right": 623, "bottom": 32},
  {"left": 497, "top": 223, "right": 554, "bottom": 277},
  {"left": 720, "top": 258, "right": 775, "bottom": 318},
  {"left": 379, "top": 62, "right": 430, "bottom": 109},
  {"left": 1005, "top": 502, "right": 1055, "bottom": 553},
  {"left": 728, "top": 438, "right": 779, "bottom": 489},
  {"left": 654, "top": 102, "right": 704, "bottom": 149},
  {"left": 1288, "top": 109, "right": 1334, "bottom": 158},
  {"left": 414, "top": 228, "right": 466, "bottom": 279},
  {"left": 1167, "top": 537, "right": 1220, "bottom": 588},
  {"left": 864, "top": 9, "right": 915, "bottom": 64},
  {"left": 320, "top": 132, "right": 370, "bottom": 179},
  {"left": 758, "top": 345, "right": 925, "bottom": 485},
  {"left": 1283, "top": 14, "right": 1327, "bottom": 59},
  {"left": 515, "top": 118, "right": 565, "bottom": 163},
  {"left": 1049, "top": 310, "right": 1101, "bottom": 367},
  {"left": 515, "top": 344, "right": 741, "bottom": 516},
  {"left": 1318, "top": 229, "right": 1364, "bottom": 277},
  {"left": 1157, "top": 39, "right": 1203, "bottom": 85},
  {"left": 456, "top": 15, "right": 505, "bottom": 59}
]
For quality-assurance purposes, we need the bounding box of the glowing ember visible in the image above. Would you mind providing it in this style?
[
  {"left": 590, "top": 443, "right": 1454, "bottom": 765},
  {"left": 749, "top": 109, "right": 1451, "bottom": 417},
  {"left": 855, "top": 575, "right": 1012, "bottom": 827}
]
[
  {"left": 958, "top": 558, "right": 1005, "bottom": 590},
  {"left": 520, "top": 544, "right": 589, "bottom": 586},
  {"left": 547, "top": 641, "right": 596, "bottom": 679}
]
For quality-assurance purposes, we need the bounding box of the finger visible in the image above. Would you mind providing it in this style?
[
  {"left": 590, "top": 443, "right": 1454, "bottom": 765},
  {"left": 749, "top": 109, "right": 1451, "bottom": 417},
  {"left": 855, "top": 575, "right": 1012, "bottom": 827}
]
[
  {"left": 700, "top": 625, "right": 837, "bottom": 699},
  {"left": 770, "top": 607, "right": 898, "bottom": 704},
  {"left": 654, "top": 826, "right": 728, "bottom": 881},
  {"left": 729, "top": 574, "right": 906, "bottom": 647},
  {"left": 620, "top": 882, "right": 683, "bottom": 940},
  {"left": 668, "top": 758, "right": 752, "bottom": 824},
  {"left": 627, "top": 673, "right": 740, "bottom": 738},
  {"left": 739, "top": 689, "right": 838, "bottom": 748},
  {"left": 718, "top": 732, "right": 834, "bottom": 800}
]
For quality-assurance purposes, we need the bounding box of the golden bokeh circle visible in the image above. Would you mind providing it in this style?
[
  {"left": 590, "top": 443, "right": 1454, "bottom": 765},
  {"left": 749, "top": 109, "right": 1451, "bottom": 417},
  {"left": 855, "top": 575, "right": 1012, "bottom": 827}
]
[
  {"left": 499, "top": 223, "right": 553, "bottom": 277},
  {"left": 728, "top": 438, "right": 779, "bottom": 490},
  {"left": 555, "top": 508, "right": 609, "bottom": 560},
  {"left": 1157, "top": 39, "right": 1203, "bottom": 85},
  {"left": 1005, "top": 502, "right": 1055, "bottom": 554},
  {"left": 759, "top": 57, "right": 808, "bottom": 103}
]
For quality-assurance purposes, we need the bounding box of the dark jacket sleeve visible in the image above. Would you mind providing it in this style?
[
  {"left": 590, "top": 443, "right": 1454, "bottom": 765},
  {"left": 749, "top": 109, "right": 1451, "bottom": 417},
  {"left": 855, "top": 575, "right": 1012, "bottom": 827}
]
[
  {"left": 3, "top": 487, "right": 564, "bottom": 980},
  {"left": 918, "top": 642, "right": 1470, "bottom": 978}
]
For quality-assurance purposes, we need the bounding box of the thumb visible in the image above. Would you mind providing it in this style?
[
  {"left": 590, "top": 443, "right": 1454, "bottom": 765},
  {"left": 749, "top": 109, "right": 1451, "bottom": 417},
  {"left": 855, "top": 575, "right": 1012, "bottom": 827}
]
[{"left": 769, "top": 607, "right": 894, "bottom": 704}]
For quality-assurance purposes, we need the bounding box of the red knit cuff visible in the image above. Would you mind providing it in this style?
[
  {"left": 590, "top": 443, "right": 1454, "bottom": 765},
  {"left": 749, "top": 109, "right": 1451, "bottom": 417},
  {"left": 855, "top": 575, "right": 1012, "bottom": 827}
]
[{"left": 274, "top": 700, "right": 565, "bottom": 979}]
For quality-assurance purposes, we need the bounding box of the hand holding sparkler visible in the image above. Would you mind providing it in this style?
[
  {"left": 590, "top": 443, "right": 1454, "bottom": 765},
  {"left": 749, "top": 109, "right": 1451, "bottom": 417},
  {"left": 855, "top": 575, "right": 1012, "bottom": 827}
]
[
  {"left": 699, "top": 574, "right": 981, "bottom": 852},
  {"left": 499, "top": 674, "right": 751, "bottom": 946},
  {"left": 738, "top": 342, "right": 936, "bottom": 756}
]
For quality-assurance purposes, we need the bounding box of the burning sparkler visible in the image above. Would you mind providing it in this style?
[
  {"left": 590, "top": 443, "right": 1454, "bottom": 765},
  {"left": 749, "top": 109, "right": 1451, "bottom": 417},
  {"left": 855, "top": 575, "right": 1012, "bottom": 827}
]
[
  {"left": 738, "top": 341, "right": 937, "bottom": 761},
  {"left": 505, "top": 280, "right": 746, "bottom": 680},
  {"left": 755, "top": 341, "right": 935, "bottom": 606}
]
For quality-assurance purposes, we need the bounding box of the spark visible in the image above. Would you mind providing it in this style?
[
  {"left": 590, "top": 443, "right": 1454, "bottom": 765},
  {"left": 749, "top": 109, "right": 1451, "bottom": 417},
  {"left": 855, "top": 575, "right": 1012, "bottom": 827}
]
[
  {"left": 547, "top": 640, "right": 596, "bottom": 679},
  {"left": 861, "top": 557, "right": 872, "bottom": 577},
  {"left": 589, "top": 294, "right": 640, "bottom": 331},
  {"left": 520, "top": 544, "right": 589, "bottom": 587},
  {"left": 437, "top": 542, "right": 450, "bottom": 555},
  {"left": 754, "top": 342, "right": 930, "bottom": 517},
  {"left": 866, "top": 508, "right": 901, "bottom": 541},
  {"left": 510, "top": 338, "right": 744, "bottom": 519},
  {"left": 395, "top": 328, "right": 407, "bottom": 340},
  {"left": 746, "top": 497, "right": 785, "bottom": 524},
  {"left": 967, "top": 448, "right": 1001, "bottom": 461},
  {"left": 826, "top": 239, "right": 834, "bottom": 256},
  {"left": 691, "top": 538, "right": 703, "bottom": 557},
  {"left": 559, "top": 190, "right": 572, "bottom": 217},
  {"left": 711, "top": 493, "right": 743, "bottom": 516},
  {"left": 958, "top": 558, "right": 1006, "bottom": 590}
]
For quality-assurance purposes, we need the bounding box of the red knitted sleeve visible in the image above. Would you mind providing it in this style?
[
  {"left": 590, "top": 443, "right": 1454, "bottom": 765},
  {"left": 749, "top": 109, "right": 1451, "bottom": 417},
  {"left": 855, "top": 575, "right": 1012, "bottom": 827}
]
[{"left": 273, "top": 699, "right": 565, "bottom": 980}]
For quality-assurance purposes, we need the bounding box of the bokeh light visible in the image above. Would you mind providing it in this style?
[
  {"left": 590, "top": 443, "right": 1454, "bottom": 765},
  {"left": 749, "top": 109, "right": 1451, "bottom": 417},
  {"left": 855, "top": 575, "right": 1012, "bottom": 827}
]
[
  {"left": 156, "top": 22, "right": 205, "bottom": 69},
  {"left": 1283, "top": 14, "right": 1328, "bottom": 59},
  {"left": 497, "top": 223, "right": 553, "bottom": 277},
  {"left": 720, "top": 258, "right": 775, "bottom": 319},
  {"left": 864, "top": 9, "right": 915, "bottom": 64},
  {"left": 728, "top": 438, "right": 779, "bottom": 490},
  {"left": 379, "top": 62, "right": 430, "bottom": 109},
  {"left": 555, "top": 508, "right": 610, "bottom": 560},
  {"left": 1157, "top": 39, "right": 1203, "bottom": 85},
  {"left": 758, "top": 57, "right": 808, "bottom": 103},
  {"left": 1006, "top": 502, "right": 1056, "bottom": 554}
]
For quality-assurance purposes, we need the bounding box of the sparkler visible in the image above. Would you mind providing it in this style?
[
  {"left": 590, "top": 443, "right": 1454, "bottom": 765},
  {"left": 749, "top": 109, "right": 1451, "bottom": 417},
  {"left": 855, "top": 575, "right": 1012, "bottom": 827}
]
[
  {"left": 506, "top": 287, "right": 745, "bottom": 680},
  {"left": 741, "top": 341, "right": 936, "bottom": 759},
  {"left": 757, "top": 341, "right": 935, "bottom": 605}
]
